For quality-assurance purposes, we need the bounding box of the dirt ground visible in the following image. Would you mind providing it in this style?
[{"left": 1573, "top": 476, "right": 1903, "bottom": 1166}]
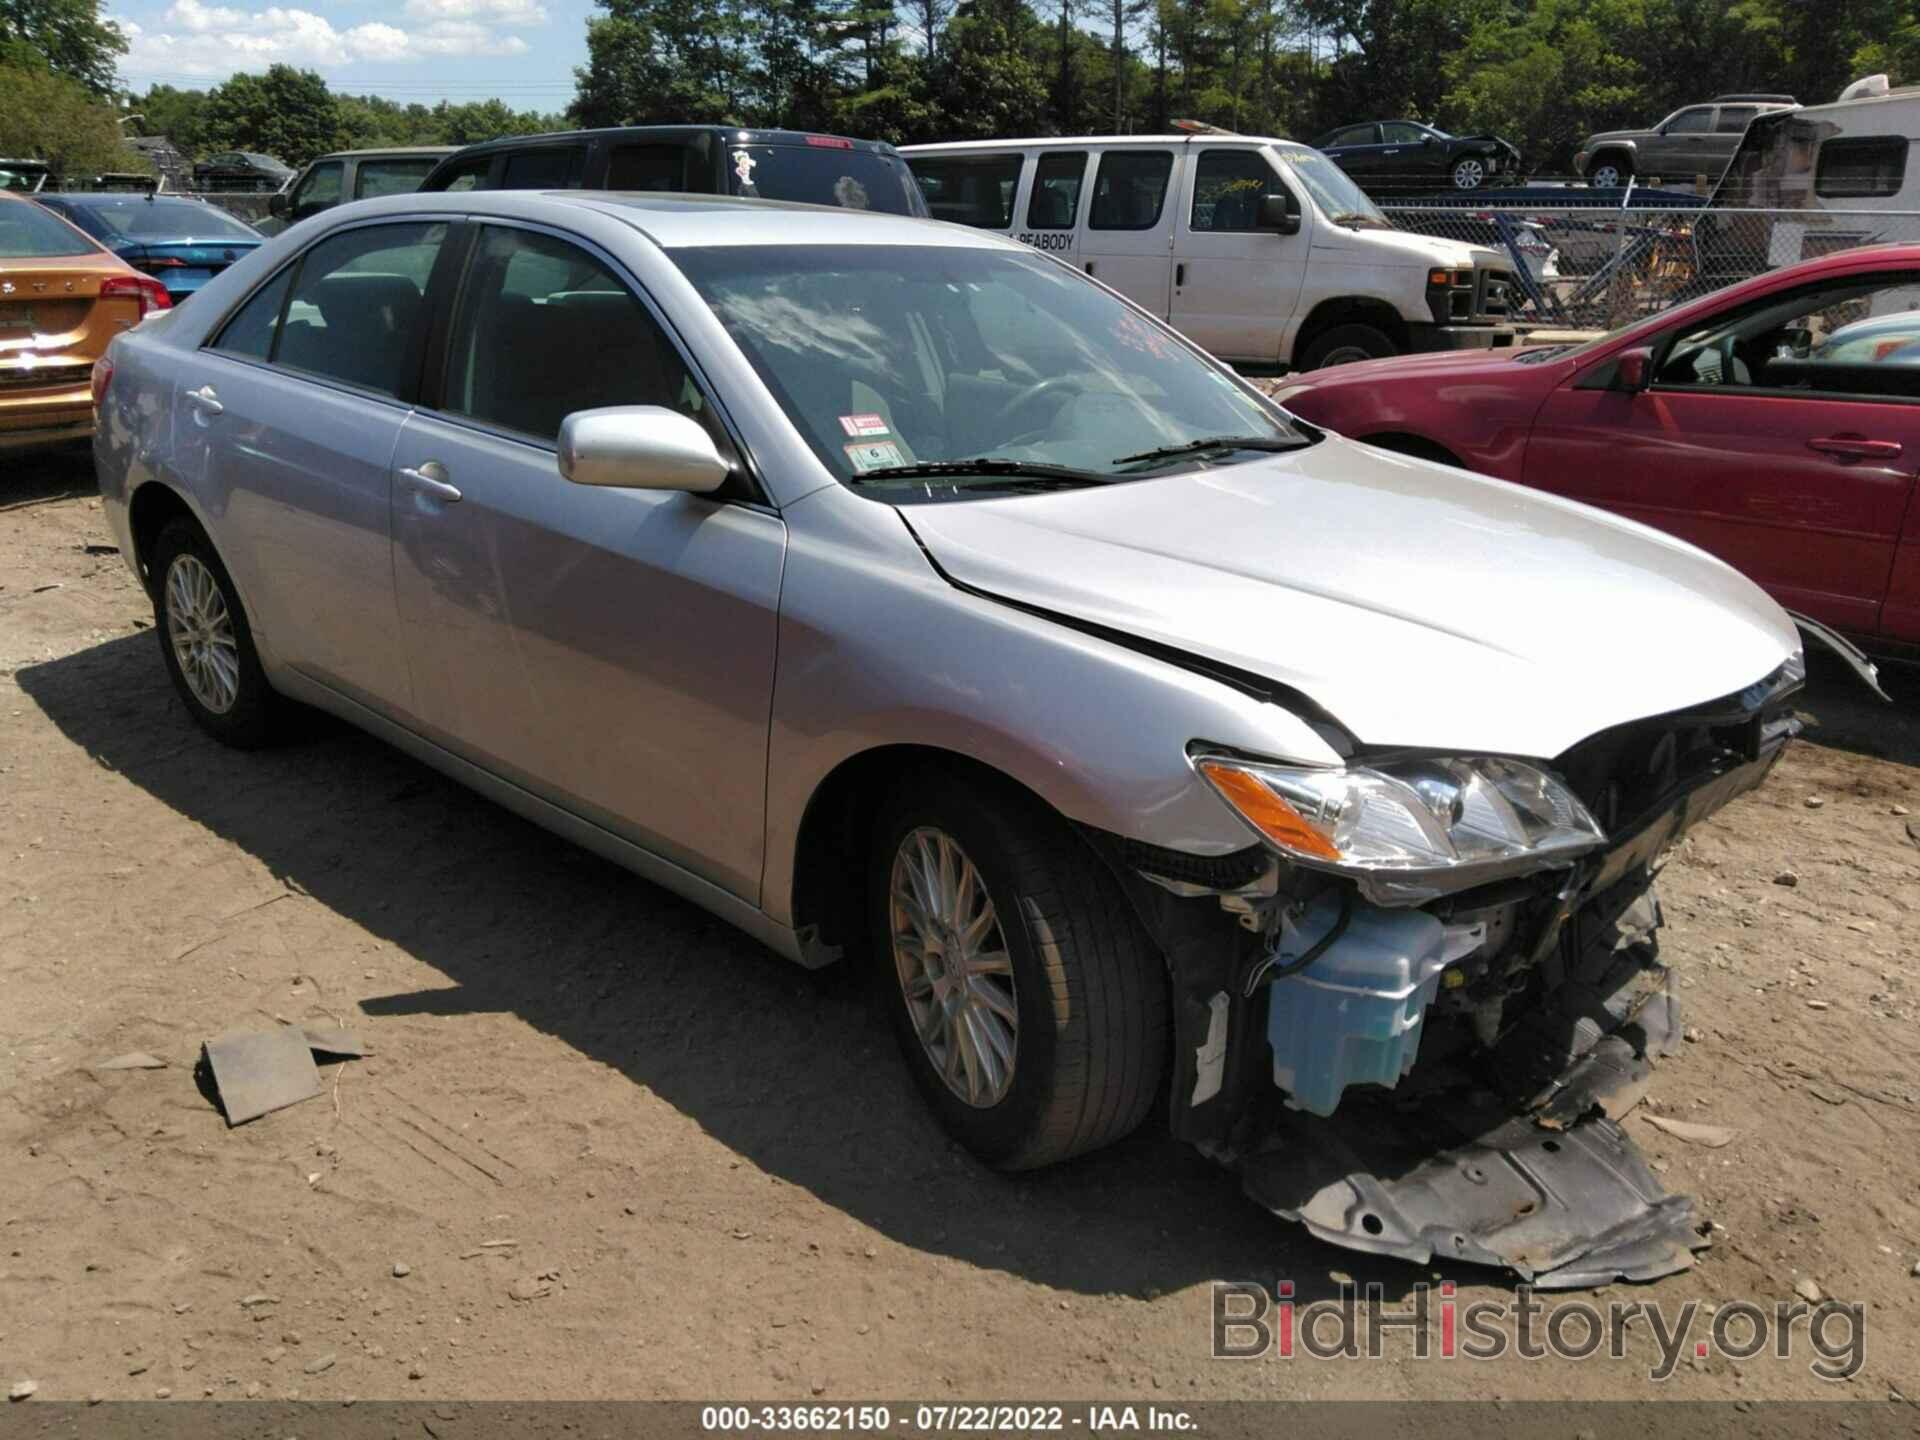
[{"left": 2, "top": 448, "right": 1917, "bottom": 1407}]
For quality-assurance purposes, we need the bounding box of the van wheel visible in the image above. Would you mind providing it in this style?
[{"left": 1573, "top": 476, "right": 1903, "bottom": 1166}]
[
  {"left": 1298, "top": 323, "right": 1397, "bottom": 371},
  {"left": 150, "top": 518, "right": 287, "bottom": 748},
  {"left": 869, "top": 772, "right": 1168, "bottom": 1171}
]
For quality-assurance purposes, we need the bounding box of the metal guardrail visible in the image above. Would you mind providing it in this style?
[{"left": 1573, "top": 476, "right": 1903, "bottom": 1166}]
[{"left": 1379, "top": 202, "right": 1920, "bottom": 330}]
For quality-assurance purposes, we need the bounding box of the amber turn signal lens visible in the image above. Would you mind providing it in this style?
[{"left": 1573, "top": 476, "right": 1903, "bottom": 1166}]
[{"left": 1198, "top": 761, "right": 1344, "bottom": 862}]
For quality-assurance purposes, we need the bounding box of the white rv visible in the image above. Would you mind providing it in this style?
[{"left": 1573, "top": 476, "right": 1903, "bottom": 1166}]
[
  {"left": 900, "top": 130, "right": 1515, "bottom": 369},
  {"left": 1713, "top": 74, "right": 1920, "bottom": 214}
]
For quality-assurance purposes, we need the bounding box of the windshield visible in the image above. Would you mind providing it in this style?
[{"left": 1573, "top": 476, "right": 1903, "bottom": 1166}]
[
  {"left": 0, "top": 199, "right": 95, "bottom": 257},
  {"left": 728, "top": 144, "right": 926, "bottom": 217},
  {"left": 1278, "top": 150, "right": 1386, "bottom": 225},
  {"left": 671, "top": 243, "right": 1306, "bottom": 496},
  {"left": 63, "top": 197, "right": 259, "bottom": 242}
]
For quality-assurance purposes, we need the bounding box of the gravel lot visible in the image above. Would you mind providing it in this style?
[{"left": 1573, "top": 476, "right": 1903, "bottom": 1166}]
[{"left": 2, "top": 449, "right": 1917, "bottom": 1405}]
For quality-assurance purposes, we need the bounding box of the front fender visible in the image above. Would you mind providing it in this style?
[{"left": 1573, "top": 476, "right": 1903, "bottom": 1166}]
[{"left": 759, "top": 487, "right": 1342, "bottom": 928}]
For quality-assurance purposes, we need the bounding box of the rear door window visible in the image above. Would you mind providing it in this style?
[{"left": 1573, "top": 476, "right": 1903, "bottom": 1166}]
[
  {"left": 907, "top": 153, "right": 1025, "bottom": 228},
  {"left": 608, "top": 143, "right": 703, "bottom": 193},
  {"left": 1025, "top": 151, "right": 1086, "bottom": 230},
  {"left": 499, "top": 147, "right": 586, "bottom": 190},
  {"left": 211, "top": 267, "right": 294, "bottom": 361},
  {"left": 1715, "top": 106, "right": 1758, "bottom": 134},
  {"left": 1089, "top": 151, "right": 1174, "bottom": 230},
  {"left": 271, "top": 222, "right": 448, "bottom": 397}
]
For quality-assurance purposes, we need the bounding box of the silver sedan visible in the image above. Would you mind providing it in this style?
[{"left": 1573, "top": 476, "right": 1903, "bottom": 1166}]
[{"left": 96, "top": 190, "right": 1802, "bottom": 1284}]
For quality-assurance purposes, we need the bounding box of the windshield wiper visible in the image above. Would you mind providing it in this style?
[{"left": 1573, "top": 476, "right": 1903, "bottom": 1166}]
[
  {"left": 850, "top": 458, "right": 1110, "bottom": 488},
  {"left": 1112, "top": 435, "right": 1308, "bottom": 468}
]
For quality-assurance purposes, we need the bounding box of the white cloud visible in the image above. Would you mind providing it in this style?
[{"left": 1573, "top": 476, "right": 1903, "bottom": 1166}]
[{"left": 116, "top": 0, "right": 538, "bottom": 76}]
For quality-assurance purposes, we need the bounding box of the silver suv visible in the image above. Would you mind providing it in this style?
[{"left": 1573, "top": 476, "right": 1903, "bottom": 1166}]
[{"left": 1575, "top": 94, "right": 1796, "bottom": 187}]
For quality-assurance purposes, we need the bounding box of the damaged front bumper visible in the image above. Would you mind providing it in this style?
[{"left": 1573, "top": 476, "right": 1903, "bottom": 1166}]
[{"left": 1103, "top": 678, "right": 1798, "bottom": 1288}]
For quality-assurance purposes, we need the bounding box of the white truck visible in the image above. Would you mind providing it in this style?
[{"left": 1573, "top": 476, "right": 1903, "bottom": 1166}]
[{"left": 901, "top": 129, "right": 1516, "bottom": 369}]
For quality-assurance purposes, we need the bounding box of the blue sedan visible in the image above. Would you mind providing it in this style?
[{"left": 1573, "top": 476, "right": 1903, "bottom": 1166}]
[{"left": 34, "top": 193, "right": 263, "bottom": 303}]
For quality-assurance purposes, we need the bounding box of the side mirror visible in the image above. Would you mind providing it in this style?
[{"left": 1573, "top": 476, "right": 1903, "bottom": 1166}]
[
  {"left": 1421, "top": 135, "right": 1437, "bottom": 147},
  {"left": 1259, "top": 192, "right": 1301, "bottom": 235},
  {"left": 558, "top": 405, "right": 729, "bottom": 493},
  {"left": 1615, "top": 346, "right": 1653, "bottom": 392}
]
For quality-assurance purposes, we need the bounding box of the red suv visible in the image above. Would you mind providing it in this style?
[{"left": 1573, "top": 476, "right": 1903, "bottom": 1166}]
[{"left": 1271, "top": 245, "right": 1920, "bottom": 652}]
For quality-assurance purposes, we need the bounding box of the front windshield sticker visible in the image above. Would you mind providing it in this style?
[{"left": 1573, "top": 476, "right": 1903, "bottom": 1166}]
[
  {"left": 734, "top": 151, "right": 756, "bottom": 185},
  {"left": 845, "top": 440, "right": 906, "bottom": 472},
  {"left": 839, "top": 412, "right": 891, "bottom": 437}
]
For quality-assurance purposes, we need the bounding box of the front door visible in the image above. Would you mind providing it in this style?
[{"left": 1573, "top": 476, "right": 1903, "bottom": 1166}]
[
  {"left": 1079, "top": 147, "right": 1179, "bottom": 316},
  {"left": 170, "top": 219, "right": 452, "bottom": 716},
  {"left": 389, "top": 221, "right": 786, "bottom": 900},
  {"left": 1169, "top": 146, "right": 1304, "bottom": 361},
  {"left": 1524, "top": 272, "right": 1920, "bottom": 637}
]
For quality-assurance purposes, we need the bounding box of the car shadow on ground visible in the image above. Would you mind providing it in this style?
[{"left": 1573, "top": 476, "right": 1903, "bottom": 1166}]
[
  {"left": 1795, "top": 648, "right": 1920, "bottom": 767},
  {"left": 2, "top": 444, "right": 95, "bottom": 510},
  {"left": 18, "top": 630, "right": 1420, "bottom": 1304}
]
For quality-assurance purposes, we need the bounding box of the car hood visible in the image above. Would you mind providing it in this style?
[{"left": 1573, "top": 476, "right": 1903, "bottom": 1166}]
[
  {"left": 1271, "top": 346, "right": 1547, "bottom": 399},
  {"left": 901, "top": 437, "right": 1798, "bottom": 760},
  {"left": 1582, "top": 129, "right": 1645, "bottom": 147},
  {"left": 1309, "top": 223, "right": 1503, "bottom": 270}
]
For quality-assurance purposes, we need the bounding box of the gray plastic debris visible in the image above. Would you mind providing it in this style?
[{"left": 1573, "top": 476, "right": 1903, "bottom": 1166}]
[
  {"left": 300, "top": 1026, "right": 366, "bottom": 1059},
  {"left": 1642, "top": 1114, "right": 1737, "bottom": 1148},
  {"left": 92, "top": 1052, "right": 167, "bottom": 1071},
  {"left": 200, "top": 1025, "right": 367, "bottom": 1125}
]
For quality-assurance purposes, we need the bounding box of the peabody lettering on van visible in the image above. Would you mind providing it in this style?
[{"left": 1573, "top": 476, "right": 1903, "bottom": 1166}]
[{"left": 1017, "top": 232, "right": 1075, "bottom": 252}]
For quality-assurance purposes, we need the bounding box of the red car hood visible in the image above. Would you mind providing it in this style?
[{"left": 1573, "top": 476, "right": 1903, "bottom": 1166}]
[{"left": 1270, "top": 347, "right": 1543, "bottom": 399}]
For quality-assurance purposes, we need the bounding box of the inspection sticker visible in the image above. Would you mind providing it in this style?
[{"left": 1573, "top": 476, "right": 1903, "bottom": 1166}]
[
  {"left": 844, "top": 440, "right": 906, "bottom": 472},
  {"left": 839, "top": 412, "right": 891, "bottom": 438}
]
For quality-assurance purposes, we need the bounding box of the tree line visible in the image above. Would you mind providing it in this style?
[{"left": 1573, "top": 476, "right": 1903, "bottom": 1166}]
[{"left": 4, "top": 0, "right": 1918, "bottom": 179}]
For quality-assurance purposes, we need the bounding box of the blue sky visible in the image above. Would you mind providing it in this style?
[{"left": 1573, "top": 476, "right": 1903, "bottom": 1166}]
[{"left": 111, "top": 0, "right": 591, "bottom": 108}]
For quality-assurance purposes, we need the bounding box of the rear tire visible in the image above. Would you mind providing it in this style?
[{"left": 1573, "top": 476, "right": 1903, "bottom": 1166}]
[
  {"left": 869, "top": 771, "right": 1168, "bottom": 1170},
  {"left": 1298, "top": 322, "right": 1397, "bottom": 371},
  {"left": 150, "top": 518, "right": 287, "bottom": 748}
]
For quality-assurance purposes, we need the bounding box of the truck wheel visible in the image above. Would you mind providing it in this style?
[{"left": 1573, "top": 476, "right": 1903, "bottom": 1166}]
[
  {"left": 1588, "top": 154, "right": 1632, "bottom": 189},
  {"left": 1451, "top": 157, "right": 1487, "bottom": 189},
  {"left": 869, "top": 771, "right": 1168, "bottom": 1171},
  {"left": 1298, "top": 323, "right": 1397, "bottom": 370}
]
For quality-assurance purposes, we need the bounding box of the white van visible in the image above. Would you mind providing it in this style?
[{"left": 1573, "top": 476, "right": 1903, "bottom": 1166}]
[{"left": 901, "top": 131, "right": 1516, "bottom": 369}]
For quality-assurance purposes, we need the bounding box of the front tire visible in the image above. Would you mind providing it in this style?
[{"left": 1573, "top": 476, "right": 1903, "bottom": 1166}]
[
  {"left": 869, "top": 772, "right": 1168, "bottom": 1171},
  {"left": 1451, "top": 156, "right": 1487, "bottom": 189},
  {"left": 1588, "top": 154, "right": 1632, "bottom": 189},
  {"left": 151, "top": 518, "right": 286, "bottom": 748},
  {"left": 1298, "top": 322, "right": 1397, "bottom": 370}
]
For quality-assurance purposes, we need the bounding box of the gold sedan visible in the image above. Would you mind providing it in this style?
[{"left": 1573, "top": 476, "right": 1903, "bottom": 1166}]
[{"left": 1, "top": 190, "right": 172, "bottom": 453}]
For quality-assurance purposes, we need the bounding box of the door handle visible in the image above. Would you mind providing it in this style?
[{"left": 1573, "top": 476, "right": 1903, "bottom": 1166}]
[
  {"left": 1175, "top": 262, "right": 1185, "bottom": 287},
  {"left": 399, "top": 462, "right": 462, "bottom": 502},
  {"left": 1808, "top": 435, "right": 1902, "bottom": 460},
  {"left": 1084, "top": 260, "right": 1094, "bottom": 275},
  {"left": 186, "top": 385, "right": 223, "bottom": 416}
]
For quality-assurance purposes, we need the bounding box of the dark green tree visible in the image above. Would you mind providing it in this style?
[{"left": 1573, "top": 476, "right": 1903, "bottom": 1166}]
[
  {"left": 202, "top": 65, "right": 342, "bottom": 165},
  {"left": 0, "top": 0, "right": 125, "bottom": 95}
]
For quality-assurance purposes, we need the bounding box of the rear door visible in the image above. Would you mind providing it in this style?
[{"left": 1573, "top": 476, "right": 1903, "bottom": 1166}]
[
  {"left": 388, "top": 220, "right": 785, "bottom": 900},
  {"left": 1169, "top": 145, "right": 1303, "bottom": 361},
  {"left": 1080, "top": 146, "right": 1179, "bottom": 316},
  {"left": 1523, "top": 271, "right": 1920, "bottom": 637},
  {"left": 167, "top": 218, "right": 454, "bottom": 715},
  {"left": 1015, "top": 149, "right": 1087, "bottom": 260},
  {"left": 1320, "top": 124, "right": 1381, "bottom": 179}
]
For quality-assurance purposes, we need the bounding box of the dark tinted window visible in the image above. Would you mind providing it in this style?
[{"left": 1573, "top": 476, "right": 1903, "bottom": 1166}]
[
  {"left": 1323, "top": 125, "right": 1374, "bottom": 147},
  {"left": 441, "top": 225, "right": 710, "bottom": 443},
  {"left": 608, "top": 143, "right": 702, "bottom": 192},
  {"left": 293, "top": 162, "right": 343, "bottom": 215},
  {"left": 907, "top": 153, "right": 1024, "bottom": 227},
  {"left": 500, "top": 147, "right": 586, "bottom": 189},
  {"left": 355, "top": 158, "right": 440, "bottom": 198},
  {"left": 730, "top": 143, "right": 922, "bottom": 214},
  {"left": 1380, "top": 122, "right": 1424, "bottom": 143},
  {"left": 274, "top": 222, "right": 447, "bottom": 396},
  {"left": 1190, "top": 150, "right": 1274, "bottom": 232},
  {"left": 212, "top": 267, "right": 293, "bottom": 360},
  {"left": 1715, "top": 105, "right": 1757, "bottom": 134},
  {"left": 1665, "top": 107, "right": 1713, "bottom": 134},
  {"left": 433, "top": 155, "right": 492, "bottom": 192},
  {"left": 1816, "top": 136, "right": 1909, "bottom": 198},
  {"left": 0, "top": 200, "right": 95, "bottom": 257},
  {"left": 1089, "top": 150, "right": 1173, "bottom": 230},
  {"left": 1026, "top": 151, "right": 1085, "bottom": 228}
]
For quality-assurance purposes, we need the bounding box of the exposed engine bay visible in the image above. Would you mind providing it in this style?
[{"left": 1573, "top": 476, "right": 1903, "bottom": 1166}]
[{"left": 1096, "top": 665, "right": 1804, "bottom": 1288}]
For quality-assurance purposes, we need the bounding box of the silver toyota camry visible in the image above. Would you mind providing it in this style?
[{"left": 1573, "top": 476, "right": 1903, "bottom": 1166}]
[{"left": 95, "top": 190, "right": 1806, "bottom": 1286}]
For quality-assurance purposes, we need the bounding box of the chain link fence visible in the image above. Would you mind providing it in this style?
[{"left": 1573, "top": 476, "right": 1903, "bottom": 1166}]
[{"left": 1379, "top": 199, "right": 1920, "bottom": 331}]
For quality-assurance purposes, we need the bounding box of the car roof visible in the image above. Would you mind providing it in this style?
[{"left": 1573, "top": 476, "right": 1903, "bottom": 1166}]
[
  {"left": 326, "top": 187, "right": 1016, "bottom": 251},
  {"left": 902, "top": 133, "right": 1315, "bottom": 155},
  {"left": 439, "top": 125, "right": 902, "bottom": 159},
  {"left": 42, "top": 191, "right": 212, "bottom": 205},
  {"left": 314, "top": 147, "right": 459, "bottom": 161}
]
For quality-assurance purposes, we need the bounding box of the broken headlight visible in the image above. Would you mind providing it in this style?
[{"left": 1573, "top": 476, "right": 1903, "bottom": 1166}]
[{"left": 1196, "top": 753, "right": 1606, "bottom": 901}]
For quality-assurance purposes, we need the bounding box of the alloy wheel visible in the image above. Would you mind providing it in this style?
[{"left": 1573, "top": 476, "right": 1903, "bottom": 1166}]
[
  {"left": 165, "top": 553, "right": 240, "bottom": 715},
  {"left": 888, "top": 825, "right": 1019, "bottom": 1109},
  {"left": 1590, "top": 163, "right": 1622, "bottom": 188},
  {"left": 1452, "top": 158, "right": 1485, "bottom": 189}
]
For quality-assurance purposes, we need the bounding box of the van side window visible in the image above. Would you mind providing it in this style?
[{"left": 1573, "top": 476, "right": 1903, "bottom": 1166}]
[
  {"left": 906, "top": 154, "right": 1023, "bottom": 228},
  {"left": 1026, "top": 152, "right": 1085, "bottom": 229},
  {"left": 1190, "top": 150, "right": 1273, "bottom": 232},
  {"left": 1090, "top": 151, "right": 1173, "bottom": 230},
  {"left": 608, "top": 143, "right": 698, "bottom": 192},
  {"left": 499, "top": 147, "right": 586, "bottom": 190},
  {"left": 1816, "top": 137, "right": 1909, "bottom": 199}
]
